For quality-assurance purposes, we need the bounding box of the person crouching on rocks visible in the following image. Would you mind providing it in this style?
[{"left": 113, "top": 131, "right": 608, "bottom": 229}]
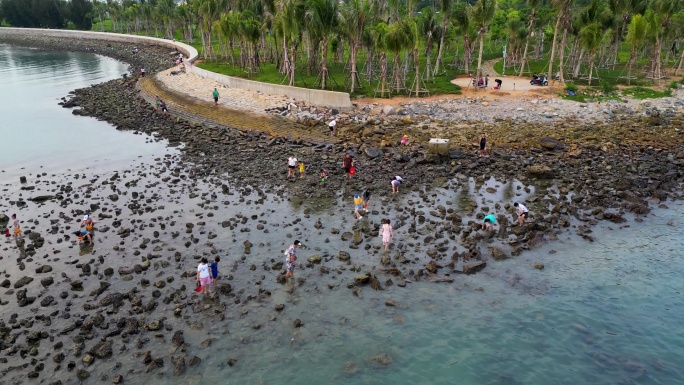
[
  {"left": 391, "top": 176, "right": 403, "bottom": 193},
  {"left": 482, "top": 214, "right": 497, "bottom": 231},
  {"left": 514, "top": 202, "right": 529, "bottom": 226}
]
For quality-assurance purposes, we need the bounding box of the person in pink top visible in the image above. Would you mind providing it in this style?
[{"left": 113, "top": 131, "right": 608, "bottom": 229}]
[{"left": 380, "top": 218, "right": 394, "bottom": 250}]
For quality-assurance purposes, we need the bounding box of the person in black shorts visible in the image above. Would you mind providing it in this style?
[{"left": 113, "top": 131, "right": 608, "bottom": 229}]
[
  {"left": 479, "top": 133, "right": 487, "bottom": 157},
  {"left": 362, "top": 189, "right": 372, "bottom": 210},
  {"left": 159, "top": 100, "right": 168, "bottom": 113},
  {"left": 514, "top": 202, "right": 529, "bottom": 226}
]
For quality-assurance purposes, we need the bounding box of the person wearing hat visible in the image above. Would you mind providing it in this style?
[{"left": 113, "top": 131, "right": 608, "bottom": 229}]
[
  {"left": 353, "top": 194, "right": 363, "bottom": 219},
  {"left": 391, "top": 176, "right": 403, "bottom": 193},
  {"left": 285, "top": 240, "right": 301, "bottom": 280},
  {"left": 78, "top": 214, "right": 96, "bottom": 244}
]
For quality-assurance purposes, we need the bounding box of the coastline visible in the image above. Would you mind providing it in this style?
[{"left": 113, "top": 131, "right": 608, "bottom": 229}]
[{"left": 0, "top": 32, "right": 683, "bottom": 383}]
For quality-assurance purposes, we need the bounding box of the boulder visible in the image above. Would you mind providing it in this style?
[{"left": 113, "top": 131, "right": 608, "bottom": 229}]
[
  {"left": 539, "top": 137, "right": 561, "bottom": 150},
  {"left": 462, "top": 261, "right": 486, "bottom": 275},
  {"left": 527, "top": 165, "right": 555, "bottom": 179},
  {"left": 365, "top": 148, "right": 384, "bottom": 159},
  {"left": 338, "top": 251, "right": 351, "bottom": 262},
  {"left": 354, "top": 273, "right": 370, "bottom": 285},
  {"left": 308, "top": 255, "right": 322, "bottom": 264},
  {"left": 13, "top": 276, "right": 33, "bottom": 289},
  {"left": 489, "top": 247, "right": 509, "bottom": 261},
  {"left": 89, "top": 340, "right": 113, "bottom": 359},
  {"left": 172, "top": 356, "right": 186, "bottom": 376}
]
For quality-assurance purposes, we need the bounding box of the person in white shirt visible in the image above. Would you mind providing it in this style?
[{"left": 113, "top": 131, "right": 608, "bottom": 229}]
[
  {"left": 514, "top": 202, "right": 529, "bottom": 226},
  {"left": 287, "top": 156, "right": 298, "bottom": 179},
  {"left": 328, "top": 119, "right": 337, "bottom": 136},
  {"left": 196, "top": 258, "right": 211, "bottom": 294}
]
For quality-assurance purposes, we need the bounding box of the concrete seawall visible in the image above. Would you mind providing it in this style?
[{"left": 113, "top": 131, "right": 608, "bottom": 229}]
[{"left": 0, "top": 28, "right": 352, "bottom": 109}]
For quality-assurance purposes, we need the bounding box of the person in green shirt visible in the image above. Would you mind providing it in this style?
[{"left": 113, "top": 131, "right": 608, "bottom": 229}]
[
  {"left": 482, "top": 214, "right": 497, "bottom": 231},
  {"left": 212, "top": 88, "right": 219, "bottom": 105}
]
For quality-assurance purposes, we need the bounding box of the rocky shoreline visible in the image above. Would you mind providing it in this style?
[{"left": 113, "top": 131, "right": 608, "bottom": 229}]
[{"left": 1, "top": 34, "right": 683, "bottom": 384}]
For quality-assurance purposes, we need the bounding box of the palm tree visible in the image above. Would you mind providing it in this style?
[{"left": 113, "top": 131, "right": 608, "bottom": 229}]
[
  {"left": 472, "top": 0, "right": 497, "bottom": 82},
  {"left": 433, "top": 0, "right": 452, "bottom": 77},
  {"left": 625, "top": 13, "right": 648, "bottom": 84},
  {"left": 193, "top": 0, "right": 222, "bottom": 59},
  {"left": 607, "top": 0, "right": 648, "bottom": 68},
  {"left": 648, "top": 0, "right": 679, "bottom": 81},
  {"left": 219, "top": 11, "right": 241, "bottom": 65},
  {"left": 385, "top": 19, "right": 413, "bottom": 93},
  {"left": 578, "top": 22, "right": 603, "bottom": 86},
  {"left": 548, "top": 0, "right": 574, "bottom": 83},
  {"left": 420, "top": 7, "right": 439, "bottom": 82},
  {"left": 174, "top": 4, "right": 194, "bottom": 41},
  {"left": 452, "top": 2, "right": 474, "bottom": 74},
  {"left": 372, "top": 22, "right": 390, "bottom": 97},
  {"left": 276, "top": 0, "right": 302, "bottom": 86},
  {"left": 304, "top": 0, "right": 339, "bottom": 90},
  {"left": 339, "top": 0, "right": 374, "bottom": 93},
  {"left": 240, "top": 10, "right": 262, "bottom": 73},
  {"left": 519, "top": 0, "right": 540, "bottom": 77}
]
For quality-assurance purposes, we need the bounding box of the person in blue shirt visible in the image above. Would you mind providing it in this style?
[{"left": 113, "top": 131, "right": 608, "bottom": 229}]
[
  {"left": 209, "top": 257, "right": 220, "bottom": 285},
  {"left": 482, "top": 214, "right": 497, "bottom": 231}
]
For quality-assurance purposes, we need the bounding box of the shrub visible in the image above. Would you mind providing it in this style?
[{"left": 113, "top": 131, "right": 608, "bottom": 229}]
[
  {"left": 564, "top": 82, "right": 578, "bottom": 92},
  {"left": 600, "top": 81, "right": 616, "bottom": 94}
]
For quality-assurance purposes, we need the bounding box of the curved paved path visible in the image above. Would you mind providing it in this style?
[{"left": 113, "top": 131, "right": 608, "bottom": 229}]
[{"left": 137, "top": 75, "right": 339, "bottom": 145}]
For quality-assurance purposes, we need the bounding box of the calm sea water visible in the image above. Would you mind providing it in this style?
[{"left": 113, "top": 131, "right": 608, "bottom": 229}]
[
  {"left": 164, "top": 202, "right": 683, "bottom": 385},
  {"left": 0, "top": 44, "right": 171, "bottom": 182},
  {"left": 1, "top": 45, "right": 682, "bottom": 385}
]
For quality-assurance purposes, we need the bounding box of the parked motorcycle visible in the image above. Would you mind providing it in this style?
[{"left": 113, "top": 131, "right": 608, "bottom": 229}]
[{"left": 530, "top": 75, "right": 548, "bottom": 86}]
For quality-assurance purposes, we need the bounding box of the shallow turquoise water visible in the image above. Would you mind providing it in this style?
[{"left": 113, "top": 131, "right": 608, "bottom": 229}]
[
  {"left": 136, "top": 202, "right": 683, "bottom": 385},
  {"left": 0, "top": 44, "right": 171, "bottom": 180}
]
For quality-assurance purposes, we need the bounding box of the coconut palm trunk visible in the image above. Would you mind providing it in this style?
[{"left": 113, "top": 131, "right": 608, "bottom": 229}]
[
  {"left": 350, "top": 42, "right": 359, "bottom": 93},
  {"left": 320, "top": 37, "right": 329, "bottom": 89}
]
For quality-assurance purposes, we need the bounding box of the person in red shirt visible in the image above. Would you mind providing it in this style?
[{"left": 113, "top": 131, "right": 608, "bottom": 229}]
[{"left": 342, "top": 153, "right": 354, "bottom": 178}]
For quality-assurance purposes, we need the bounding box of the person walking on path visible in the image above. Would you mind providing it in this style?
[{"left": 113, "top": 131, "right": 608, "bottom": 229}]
[
  {"left": 391, "top": 176, "right": 403, "bottom": 193},
  {"left": 212, "top": 87, "right": 219, "bottom": 105},
  {"left": 343, "top": 153, "right": 354, "bottom": 178},
  {"left": 210, "top": 257, "right": 220, "bottom": 287},
  {"left": 482, "top": 214, "right": 497, "bottom": 231},
  {"left": 196, "top": 258, "right": 211, "bottom": 295},
  {"left": 479, "top": 133, "right": 487, "bottom": 157},
  {"left": 353, "top": 194, "right": 363, "bottom": 219},
  {"left": 328, "top": 118, "right": 337, "bottom": 136},
  {"left": 155, "top": 96, "right": 162, "bottom": 110},
  {"left": 380, "top": 219, "right": 394, "bottom": 250},
  {"left": 287, "top": 155, "right": 298, "bottom": 179},
  {"left": 159, "top": 99, "right": 168, "bottom": 113},
  {"left": 11, "top": 214, "right": 20, "bottom": 240},
  {"left": 285, "top": 240, "right": 301, "bottom": 280},
  {"left": 362, "top": 189, "right": 372, "bottom": 211},
  {"left": 514, "top": 202, "right": 529, "bottom": 226}
]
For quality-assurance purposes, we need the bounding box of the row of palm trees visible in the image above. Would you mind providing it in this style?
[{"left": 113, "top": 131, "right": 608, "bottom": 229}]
[{"left": 95, "top": 0, "right": 684, "bottom": 93}]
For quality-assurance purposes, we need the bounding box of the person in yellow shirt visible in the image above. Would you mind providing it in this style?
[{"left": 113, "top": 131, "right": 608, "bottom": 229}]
[
  {"left": 299, "top": 161, "right": 305, "bottom": 178},
  {"left": 353, "top": 194, "right": 363, "bottom": 219}
]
